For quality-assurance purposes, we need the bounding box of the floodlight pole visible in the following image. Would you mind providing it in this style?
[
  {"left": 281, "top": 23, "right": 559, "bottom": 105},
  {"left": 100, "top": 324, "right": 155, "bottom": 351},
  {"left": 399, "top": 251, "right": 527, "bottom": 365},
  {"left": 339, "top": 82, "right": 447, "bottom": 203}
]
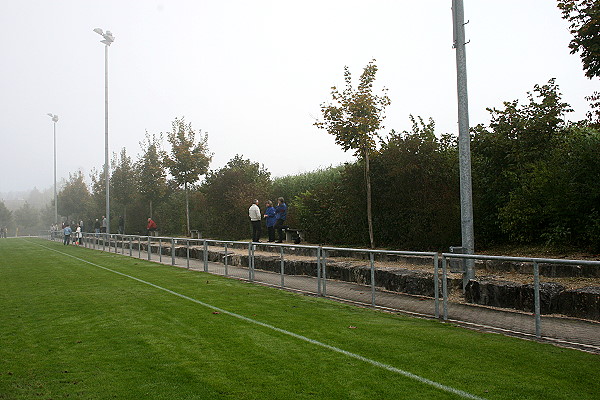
[
  {"left": 94, "top": 28, "right": 115, "bottom": 235},
  {"left": 452, "top": 0, "right": 475, "bottom": 282},
  {"left": 47, "top": 113, "right": 59, "bottom": 225}
]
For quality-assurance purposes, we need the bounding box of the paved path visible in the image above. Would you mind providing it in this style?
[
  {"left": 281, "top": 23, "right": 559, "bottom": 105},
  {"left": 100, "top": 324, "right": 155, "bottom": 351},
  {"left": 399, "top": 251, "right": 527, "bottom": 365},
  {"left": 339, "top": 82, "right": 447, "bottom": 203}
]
[{"left": 89, "top": 239, "right": 600, "bottom": 354}]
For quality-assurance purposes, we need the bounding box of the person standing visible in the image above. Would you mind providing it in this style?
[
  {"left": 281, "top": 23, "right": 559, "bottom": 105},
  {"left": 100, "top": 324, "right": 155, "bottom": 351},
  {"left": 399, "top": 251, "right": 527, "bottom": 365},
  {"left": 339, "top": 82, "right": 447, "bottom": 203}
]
[
  {"left": 274, "top": 197, "right": 287, "bottom": 243},
  {"left": 146, "top": 218, "right": 157, "bottom": 236},
  {"left": 264, "top": 200, "right": 276, "bottom": 242},
  {"left": 101, "top": 216, "right": 107, "bottom": 234},
  {"left": 63, "top": 224, "right": 72, "bottom": 245},
  {"left": 249, "top": 199, "right": 262, "bottom": 242},
  {"left": 75, "top": 224, "right": 82, "bottom": 245},
  {"left": 94, "top": 218, "right": 100, "bottom": 235}
]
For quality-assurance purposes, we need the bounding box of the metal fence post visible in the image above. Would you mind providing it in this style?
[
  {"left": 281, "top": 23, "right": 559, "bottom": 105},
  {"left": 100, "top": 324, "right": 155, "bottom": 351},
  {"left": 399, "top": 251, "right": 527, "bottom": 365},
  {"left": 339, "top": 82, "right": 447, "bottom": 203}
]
[
  {"left": 280, "top": 246, "right": 285, "bottom": 288},
  {"left": 224, "top": 242, "right": 228, "bottom": 276},
  {"left": 138, "top": 236, "right": 141, "bottom": 259},
  {"left": 129, "top": 236, "right": 132, "bottom": 257},
  {"left": 186, "top": 239, "right": 190, "bottom": 270},
  {"left": 203, "top": 240, "right": 209, "bottom": 272},
  {"left": 534, "top": 261, "right": 541, "bottom": 338},
  {"left": 434, "top": 253, "right": 440, "bottom": 319},
  {"left": 159, "top": 238, "right": 162, "bottom": 263},
  {"left": 171, "top": 238, "right": 176, "bottom": 266},
  {"left": 322, "top": 249, "right": 327, "bottom": 296},
  {"left": 442, "top": 256, "right": 448, "bottom": 320},
  {"left": 247, "top": 242, "right": 254, "bottom": 281},
  {"left": 317, "top": 246, "right": 322, "bottom": 295},
  {"left": 370, "top": 252, "right": 376, "bottom": 306},
  {"left": 147, "top": 236, "right": 151, "bottom": 261}
]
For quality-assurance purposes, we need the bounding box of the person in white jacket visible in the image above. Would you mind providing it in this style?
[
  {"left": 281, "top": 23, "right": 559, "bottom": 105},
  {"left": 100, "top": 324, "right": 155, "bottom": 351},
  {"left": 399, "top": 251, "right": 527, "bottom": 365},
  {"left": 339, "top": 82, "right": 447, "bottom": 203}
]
[
  {"left": 249, "top": 199, "right": 262, "bottom": 242},
  {"left": 75, "top": 225, "right": 82, "bottom": 246}
]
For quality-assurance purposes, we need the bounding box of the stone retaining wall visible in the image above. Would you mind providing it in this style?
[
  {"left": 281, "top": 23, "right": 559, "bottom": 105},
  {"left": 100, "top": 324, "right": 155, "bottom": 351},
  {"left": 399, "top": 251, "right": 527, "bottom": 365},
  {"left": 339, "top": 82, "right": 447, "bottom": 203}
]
[
  {"left": 90, "top": 238, "right": 600, "bottom": 320},
  {"left": 465, "top": 280, "right": 600, "bottom": 320}
]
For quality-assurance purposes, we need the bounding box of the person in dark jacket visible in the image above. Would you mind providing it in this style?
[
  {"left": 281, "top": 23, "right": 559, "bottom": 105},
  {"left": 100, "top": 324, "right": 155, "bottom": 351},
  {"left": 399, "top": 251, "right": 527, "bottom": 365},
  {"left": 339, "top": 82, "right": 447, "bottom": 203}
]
[
  {"left": 264, "top": 200, "right": 277, "bottom": 242},
  {"left": 274, "top": 197, "right": 287, "bottom": 243}
]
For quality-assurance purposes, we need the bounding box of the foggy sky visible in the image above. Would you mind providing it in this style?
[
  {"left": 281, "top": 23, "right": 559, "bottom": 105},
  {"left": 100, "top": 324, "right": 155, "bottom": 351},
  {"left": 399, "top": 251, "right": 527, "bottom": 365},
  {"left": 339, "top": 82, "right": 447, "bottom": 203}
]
[{"left": 1, "top": 0, "right": 597, "bottom": 194}]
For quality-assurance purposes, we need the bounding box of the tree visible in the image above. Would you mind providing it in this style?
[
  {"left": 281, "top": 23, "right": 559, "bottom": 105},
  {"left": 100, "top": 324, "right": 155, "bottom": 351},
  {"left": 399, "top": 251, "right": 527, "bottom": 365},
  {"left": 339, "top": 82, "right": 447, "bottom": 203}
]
[
  {"left": 57, "top": 171, "right": 91, "bottom": 223},
  {"left": 315, "top": 60, "right": 390, "bottom": 248},
  {"left": 201, "top": 155, "right": 271, "bottom": 239},
  {"left": 557, "top": 0, "right": 600, "bottom": 79},
  {"left": 89, "top": 167, "right": 106, "bottom": 222},
  {"left": 0, "top": 200, "right": 14, "bottom": 232},
  {"left": 164, "top": 117, "right": 212, "bottom": 235},
  {"left": 137, "top": 132, "right": 168, "bottom": 219},
  {"left": 471, "top": 80, "right": 573, "bottom": 244},
  {"left": 14, "top": 202, "right": 39, "bottom": 235},
  {"left": 110, "top": 148, "right": 137, "bottom": 232},
  {"left": 558, "top": 1, "right": 600, "bottom": 126}
]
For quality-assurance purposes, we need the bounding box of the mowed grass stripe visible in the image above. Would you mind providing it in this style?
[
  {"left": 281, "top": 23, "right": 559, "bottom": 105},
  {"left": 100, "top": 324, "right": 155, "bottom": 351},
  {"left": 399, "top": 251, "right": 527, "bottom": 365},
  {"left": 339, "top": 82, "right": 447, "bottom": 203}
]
[
  {"left": 1, "top": 238, "right": 599, "bottom": 400},
  {"left": 33, "top": 240, "right": 486, "bottom": 400}
]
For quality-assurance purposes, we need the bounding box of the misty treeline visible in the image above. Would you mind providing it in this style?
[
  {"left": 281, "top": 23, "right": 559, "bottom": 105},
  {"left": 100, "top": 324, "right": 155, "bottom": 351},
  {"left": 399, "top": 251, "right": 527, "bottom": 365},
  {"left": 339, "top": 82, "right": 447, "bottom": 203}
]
[{"left": 1, "top": 79, "right": 599, "bottom": 251}]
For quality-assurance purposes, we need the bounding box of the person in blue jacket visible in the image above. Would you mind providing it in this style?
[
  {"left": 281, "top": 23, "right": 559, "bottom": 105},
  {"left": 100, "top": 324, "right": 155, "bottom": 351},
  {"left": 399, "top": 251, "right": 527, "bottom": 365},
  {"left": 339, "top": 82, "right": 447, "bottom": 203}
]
[
  {"left": 264, "top": 200, "right": 277, "bottom": 242},
  {"left": 63, "top": 224, "right": 72, "bottom": 246},
  {"left": 274, "top": 197, "right": 287, "bottom": 243}
]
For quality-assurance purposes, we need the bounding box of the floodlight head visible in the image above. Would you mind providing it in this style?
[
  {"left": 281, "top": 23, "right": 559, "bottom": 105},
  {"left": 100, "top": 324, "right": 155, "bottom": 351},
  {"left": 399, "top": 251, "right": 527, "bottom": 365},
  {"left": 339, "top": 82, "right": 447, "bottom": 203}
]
[
  {"left": 94, "top": 28, "right": 115, "bottom": 45},
  {"left": 47, "top": 113, "right": 58, "bottom": 122},
  {"left": 47, "top": 113, "right": 53, "bottom": 117}
]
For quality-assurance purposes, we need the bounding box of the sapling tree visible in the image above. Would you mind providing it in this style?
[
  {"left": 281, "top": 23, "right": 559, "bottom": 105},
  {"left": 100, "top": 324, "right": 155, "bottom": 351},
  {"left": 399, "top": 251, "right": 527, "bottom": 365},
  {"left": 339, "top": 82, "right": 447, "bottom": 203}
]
[
  {"left": 164, "top": 117, "right": 212, "bottom": 235},
  {"left": 315, "top": 60, "right": 390, "bottom": 248}
]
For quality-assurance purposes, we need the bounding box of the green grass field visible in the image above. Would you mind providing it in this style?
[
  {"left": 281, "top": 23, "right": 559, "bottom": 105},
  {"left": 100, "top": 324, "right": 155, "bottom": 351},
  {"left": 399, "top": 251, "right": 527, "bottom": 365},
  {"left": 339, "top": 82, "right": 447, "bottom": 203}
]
[{"left": 1, "top": 238, "right": 598, "bottom": 400}]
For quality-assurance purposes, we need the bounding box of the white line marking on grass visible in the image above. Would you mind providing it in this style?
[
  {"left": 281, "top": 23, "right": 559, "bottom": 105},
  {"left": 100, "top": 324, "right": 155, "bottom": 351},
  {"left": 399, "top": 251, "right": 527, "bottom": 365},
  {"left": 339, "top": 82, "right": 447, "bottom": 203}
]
[{"left": 34, "top": 241, "right": 487, "bottom": 400}]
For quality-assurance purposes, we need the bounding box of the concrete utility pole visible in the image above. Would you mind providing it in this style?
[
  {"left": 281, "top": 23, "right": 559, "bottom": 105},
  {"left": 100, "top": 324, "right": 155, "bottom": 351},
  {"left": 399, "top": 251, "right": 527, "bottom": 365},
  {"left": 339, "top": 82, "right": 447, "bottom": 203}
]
[{"left": 452, "top": 0, "right": 475, "bottom": 282}]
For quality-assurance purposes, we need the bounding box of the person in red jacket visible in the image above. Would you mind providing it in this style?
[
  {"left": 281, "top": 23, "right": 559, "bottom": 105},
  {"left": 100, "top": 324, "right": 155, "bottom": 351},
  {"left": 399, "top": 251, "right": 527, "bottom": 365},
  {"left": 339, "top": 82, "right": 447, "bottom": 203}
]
[{"left": 146, "top": 218, "right": 157, "bottom": 236}]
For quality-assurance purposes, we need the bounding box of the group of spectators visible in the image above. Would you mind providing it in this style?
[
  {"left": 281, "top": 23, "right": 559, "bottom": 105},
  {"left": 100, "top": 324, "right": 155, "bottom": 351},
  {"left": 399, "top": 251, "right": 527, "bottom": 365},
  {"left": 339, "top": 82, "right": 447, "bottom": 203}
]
[
  {"left": 92, "top": 216, "right": 108, "bottom": 234},
  {"left": 54, "top": 200, "right": 289, "bottom": 245},
  {"left": 61, "top": 222, "right": 82, "bottom": 246},
  {"left": 249, "top": 197, "right": 287, "bottom": 243}
]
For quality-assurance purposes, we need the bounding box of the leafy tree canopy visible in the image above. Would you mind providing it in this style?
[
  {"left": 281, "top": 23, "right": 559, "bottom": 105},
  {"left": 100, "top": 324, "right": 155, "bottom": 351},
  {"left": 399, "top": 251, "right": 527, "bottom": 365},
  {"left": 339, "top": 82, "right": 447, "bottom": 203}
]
[
  {"left": 557, "top": 0, "right": 600, "bottom": 79},
  {"left": 164, "top": 117, "right": 212, "bottom": 188}
]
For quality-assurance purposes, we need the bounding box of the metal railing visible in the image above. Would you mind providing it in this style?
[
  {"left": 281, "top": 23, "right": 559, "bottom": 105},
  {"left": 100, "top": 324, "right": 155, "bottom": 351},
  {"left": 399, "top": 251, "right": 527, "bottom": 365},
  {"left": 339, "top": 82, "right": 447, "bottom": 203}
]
[
  {"left": 441, "top": 253, "right": 600, "bottom": 340},
  {"left": 43, "top": 231, "right": 600, "bottom": 351}
]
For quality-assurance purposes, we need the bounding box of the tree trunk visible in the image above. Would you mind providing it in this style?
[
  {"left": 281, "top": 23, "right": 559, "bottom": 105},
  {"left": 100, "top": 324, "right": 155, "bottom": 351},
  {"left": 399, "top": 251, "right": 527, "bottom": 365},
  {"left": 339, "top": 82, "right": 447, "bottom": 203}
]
[
  {"left": 185, "top": 182, "right": 191, "bottom": 236},
  {"left": 364, "top": 149, "right": 375, "bottom": 249}
]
